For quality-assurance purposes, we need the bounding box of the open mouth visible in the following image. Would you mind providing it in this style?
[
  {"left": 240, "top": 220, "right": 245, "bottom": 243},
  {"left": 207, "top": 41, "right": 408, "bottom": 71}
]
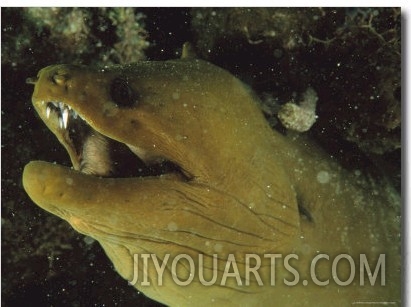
[{"left": 40, "top": 99, "right": 189, "bottom": 180}]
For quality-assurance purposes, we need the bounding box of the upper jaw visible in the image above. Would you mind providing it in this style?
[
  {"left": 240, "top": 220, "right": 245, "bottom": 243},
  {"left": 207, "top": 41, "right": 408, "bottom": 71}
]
[
  {"left": 32, "top": 97, "right": 191, "bottom": 181},
  {"left": 28, "top": 64, "right": 193, "bottom": 181},
  {"left": 33, "top": 97, "right": 83, "bottom": 170}
]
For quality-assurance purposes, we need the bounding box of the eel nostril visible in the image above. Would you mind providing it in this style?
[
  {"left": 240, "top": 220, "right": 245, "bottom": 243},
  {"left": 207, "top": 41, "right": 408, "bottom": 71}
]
[{"left": 26, "top": 77, "right": 38, "bottom": 84}]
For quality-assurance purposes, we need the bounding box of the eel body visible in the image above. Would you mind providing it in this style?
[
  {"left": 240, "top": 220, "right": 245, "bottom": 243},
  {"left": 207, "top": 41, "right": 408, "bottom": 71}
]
[{"left": 23, "top": 51, "right": 400, "bottom": 306}]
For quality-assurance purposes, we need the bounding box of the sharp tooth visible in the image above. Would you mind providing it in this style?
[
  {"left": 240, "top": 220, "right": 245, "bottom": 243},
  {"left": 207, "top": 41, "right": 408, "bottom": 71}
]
[
  {"left": 59, "top": 116, "right": 64, "bottom": 129},
  {"left": 46, "top": 106, "right": 51, "bottom": 118},
  {"left": 62, "top": 108, "right": 69, "bottom": 129},
  {"left": 68, "top": 105, "right": 72, "bottom": 110},
  {"left": 72, "top": 111, "right": 78, "bottom": 119}
]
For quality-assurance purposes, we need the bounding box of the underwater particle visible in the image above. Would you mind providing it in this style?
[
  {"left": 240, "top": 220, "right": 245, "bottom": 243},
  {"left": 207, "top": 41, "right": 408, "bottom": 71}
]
[
  {"left": 167, "top": 222, "right": 178, "bottom": 231},
  {"left": 316, "top": 170, "right": 331, "bottom": 184},
  {"left": 278, "top": 87, "right": 318, "bottom": 132},
  {"left": 273, "top": 48, "right": 283, "bottom": 58},
  {"left": 172, "top": 92, "right": 180, "bottom": 100},
  {"left": 83, "top": 236, "right": 95, "bottom": 245},
  {"left": 213, "top": 243, "right": 223, "bottom": 252}
]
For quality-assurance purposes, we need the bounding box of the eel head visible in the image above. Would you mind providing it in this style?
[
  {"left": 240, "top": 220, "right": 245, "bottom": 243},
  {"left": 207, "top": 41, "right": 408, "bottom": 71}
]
[{"left": 23, "top": 58, "right": 300, "bottom": 304}]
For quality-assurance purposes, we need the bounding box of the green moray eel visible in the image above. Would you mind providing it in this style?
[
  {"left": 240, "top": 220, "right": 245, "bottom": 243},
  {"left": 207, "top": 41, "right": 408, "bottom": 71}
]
[{"left": 23, "top": 47, "right": 400, "bottom": 306}]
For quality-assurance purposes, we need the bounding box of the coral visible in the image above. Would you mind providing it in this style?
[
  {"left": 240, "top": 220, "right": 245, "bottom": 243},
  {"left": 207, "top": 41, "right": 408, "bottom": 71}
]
[
  {"left": 106, "top": 8, "right": 149, "bottom": 63},
  {"left": 1, "top": 8, "right": 149, "bottom": 68},
  {"left": 25, "top": 8, "right": 92, "bottom": 55},
  {"left": 277, "top": 87, "right": 318, "bottom": 132}
]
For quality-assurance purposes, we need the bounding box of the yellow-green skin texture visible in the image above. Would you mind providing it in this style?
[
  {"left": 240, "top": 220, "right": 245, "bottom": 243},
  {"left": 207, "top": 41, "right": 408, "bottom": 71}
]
[{"left": 23, "top": 57, "right": 400, "bottom": 306}]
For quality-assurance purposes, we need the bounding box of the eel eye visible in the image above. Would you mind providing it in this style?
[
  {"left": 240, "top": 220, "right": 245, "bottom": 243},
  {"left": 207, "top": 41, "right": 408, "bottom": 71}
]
[{"left": 110, "top": 78, "right": 135, "bottom": 107}]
